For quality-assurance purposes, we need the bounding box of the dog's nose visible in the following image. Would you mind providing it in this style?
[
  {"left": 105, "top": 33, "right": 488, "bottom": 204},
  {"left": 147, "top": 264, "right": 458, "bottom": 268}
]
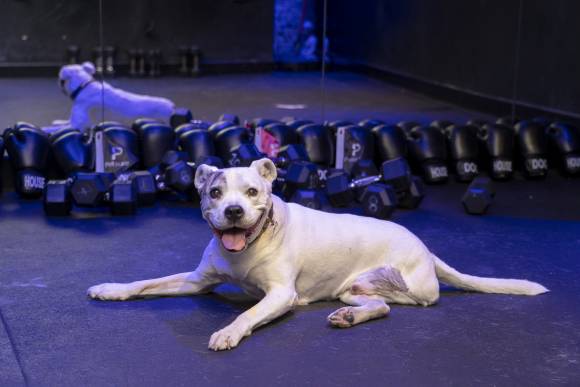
[{"left": 224, "top": 205, "right": 244, "bottom": 221}]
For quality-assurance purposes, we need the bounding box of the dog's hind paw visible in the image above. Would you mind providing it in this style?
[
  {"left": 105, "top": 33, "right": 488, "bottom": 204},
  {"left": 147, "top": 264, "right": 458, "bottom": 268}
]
[
  {"left": 328, "top": 307, "right": 356, "bottom": 328},
  {"left": 87, "top": 283, "right": 134, "bottom": 301}
]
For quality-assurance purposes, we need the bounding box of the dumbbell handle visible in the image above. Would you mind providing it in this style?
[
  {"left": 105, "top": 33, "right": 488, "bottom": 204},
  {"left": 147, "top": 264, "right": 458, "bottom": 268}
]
[{"left": 349, "top": 174, "right": 382, "bottom": 189}]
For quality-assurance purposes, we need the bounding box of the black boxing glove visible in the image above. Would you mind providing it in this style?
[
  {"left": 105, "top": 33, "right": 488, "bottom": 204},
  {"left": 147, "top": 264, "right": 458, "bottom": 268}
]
[
  {"left": 371, "top": 125, "right": 408, "bottom": 166},
  {"left": 546, "top": 122, "right": 580, "bottom": 175},
  {"left": 445, "top": 125, "right": 479, "bottom": 182},
  {"left": 407, "top": 125, "right": 449, "bottom": 183},
  {"left": 514, "top": 121, "right": 549, "bottom": 178},
  {"left": 50, "top": 130, "right": 94, "bottom": 175},
  {"left": 102, "top": 126, "right": 139, "bottom": 173},
  {"left": 138, "top": 123, "right": 175, "bottom": 169},
  {"left": 477, "top": 123, "right": 515, "bottom": 180},
  {"left": 296, "top": 124, "right": 334, "bottom": 166},
  {"left": 4, "top": 124, "right": 51, "bottom": 197},
  {"left": 214, "top": 126, "right": 251, "bottom": 166},
  {"left": 178, "top": 129, "right": 215, "bottom": 162},
  {"left": 335, "top": 125, "right": 374, "bottom": 175},
  {"left": 0, "top": 136, "right": 4, "bottom": 193}
]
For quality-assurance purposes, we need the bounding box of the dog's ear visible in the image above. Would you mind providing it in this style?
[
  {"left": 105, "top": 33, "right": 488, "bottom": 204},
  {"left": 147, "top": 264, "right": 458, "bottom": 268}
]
[
  {"left": 195, "top": 164, "right": 220, "bottom": 191},
  {"left": 81, "top": 61, "right": 96, "bottom": 75},
  {"left": 58, "top": 65, "right": 74, "bottom": 80},
  {"left": 250, "top": 158, "right": 277, "bottom": 183}
]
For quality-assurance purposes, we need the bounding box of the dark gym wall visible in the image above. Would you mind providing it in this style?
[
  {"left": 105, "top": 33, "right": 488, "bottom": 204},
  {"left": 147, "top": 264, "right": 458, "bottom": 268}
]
[
  {"left": 327, "top": 0, "right": 580, "bottom": 116},
  {"left": 0, "top": 0, "right": 273, "bottom": 65}
]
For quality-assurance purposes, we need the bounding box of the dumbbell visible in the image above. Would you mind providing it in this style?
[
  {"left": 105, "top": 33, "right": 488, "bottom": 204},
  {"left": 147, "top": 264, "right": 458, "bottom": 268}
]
[
  {"left": 134, "top": 151, "right": 223, "bottom": 205},
  {"left": 462, "top": 177, "right": 495, "bottom": 215},
  {"left": 128, "top": 49, "right": 145, "bottom": 77},
  {"left": 92, "top": 46, "right": 104, "bottom": 74},
  {"left": 147, "top": 49, "right": 161, "bottom": 77},
  {"left": 276, "top": 160, "right": 324, "bottom": 209},
  {"left": 66, "top": 45, "right": 80, "bottom": 64},
  {"left": 190, "top": 46, "right": 201, "bottom": 77},
  {"left": 327, "top": 157, "right": 424, "bottom": 210},
  {"left": 326, "top": 169, "right": 397, "bottom": 219},
  {"left": 104, "top": 46, "right": 116, "bottom": 76},
  {"left": 44, "top": 172, "right": 138, "bottom": 216},
  {"left": 178, "top": 46, "right": 191, "bottom": 75}
]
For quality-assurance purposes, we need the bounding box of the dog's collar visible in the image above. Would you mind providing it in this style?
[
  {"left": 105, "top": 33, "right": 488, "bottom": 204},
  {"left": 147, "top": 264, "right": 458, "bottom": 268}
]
[
  {"left": 60, "top": 78, "right": 96, "bottom": 100},
  {"left": 245, "top": 202, "right": 275, "bottom": 247}
]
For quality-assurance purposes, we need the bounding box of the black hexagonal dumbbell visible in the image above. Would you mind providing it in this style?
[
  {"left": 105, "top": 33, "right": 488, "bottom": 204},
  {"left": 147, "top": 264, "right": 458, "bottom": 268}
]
[
  {"left": 462, "top": 177, "right": 495, "bottom": 215},
  {"left": 359, "top": 183, "right": 397, "bottom": 219},
  {"left": 326, "top": 157, "right": 424, "bottom": 210},
  {"left": 274, "top": 160, "right": 324, "bottom": 209},
  {"left": 44, "top": 172, "right": 139, "bottom": 216},
  {"left": 137, "top": 151, "right": 224, "bottom": 203}
]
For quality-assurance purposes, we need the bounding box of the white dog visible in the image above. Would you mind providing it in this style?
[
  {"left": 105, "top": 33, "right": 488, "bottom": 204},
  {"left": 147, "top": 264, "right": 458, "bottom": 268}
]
[
  {"left": 88, "top": 159, "right": 548, "bottom": 351},
  {"left": 56, "top": 62, "right": 175, "bottom": 130}
]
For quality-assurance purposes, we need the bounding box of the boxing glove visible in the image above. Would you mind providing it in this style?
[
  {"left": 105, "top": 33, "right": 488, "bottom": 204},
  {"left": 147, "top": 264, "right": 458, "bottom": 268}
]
[
  {"left": 372, "top": 125, "right": 408, "bottom": 167},
  {"left": 430, "top": 120, "right": 454, "bottom": 133},
  {"left": 514, "top": 121, "right": 549, "bottom": 178},
  {"left": 477, "top": 123, "right": 515, "bottom": 180},
  {"left": 496, "top": 116, "right": 520, "bottom": 127},
  {"left": 296, "top": 124, "right": 335, "bottom": 185},
  {"left": 358, "top": 119, "right": 383, "bottom": 131},
  {"left": 407, "top": 125, "right": 449, "bottom": 183},
  {"left": 546, "top": 122, "right": 580, "bottom": 175},
  {"left": 445, "top": 125, "right": 479, "bottom": 182},
  {"left": 263, "top": 123, "right": 298, "bottom": 146},
  {"left": 214, "top": 126, "right": 252, "bottom": 166},
  {"left": 103, "top": 126, "right": 139, "bottom": 173},
  {"left": 178, "top": 129, "right": 215, "bottom": 163},
  {"left": 138, "top": 123, "right": 174, "bottom": 169},
  {"left": 208, "top": 120, "right": 237, "bottom": 139},
  {"left": 396, "top": 121, "right": 421, "bottom": 134},
  {"left": 0, "top": 136, "right": 4, "bottom": 193},
  {"left": 4, "top": 124, "right": 51, "bottom": 197},
  {"left": 51, "top": 130, "right": 94, "bottom": 175},
  {"left": 335, "top": 125, "right": 374, "bottom": 175},
  {"left": 296, "top": 124, "right": 334, "bottom": 166}
]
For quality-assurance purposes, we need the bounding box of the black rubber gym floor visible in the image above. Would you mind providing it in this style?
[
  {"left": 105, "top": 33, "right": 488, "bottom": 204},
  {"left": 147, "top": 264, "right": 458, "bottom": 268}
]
[{"left": 1, "top": 72, "right": 580, "bottom": 386}]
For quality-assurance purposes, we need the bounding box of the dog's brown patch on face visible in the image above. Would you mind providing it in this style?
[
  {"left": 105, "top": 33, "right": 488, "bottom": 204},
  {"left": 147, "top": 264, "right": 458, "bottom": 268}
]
[{"left": 350, "top": 266, "right": 408, "bottom": 296}]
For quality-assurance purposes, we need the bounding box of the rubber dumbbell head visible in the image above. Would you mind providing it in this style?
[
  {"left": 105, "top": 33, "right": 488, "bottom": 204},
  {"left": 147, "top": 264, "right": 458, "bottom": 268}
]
[
  {"left": 462, "top": 177, "right": 495, "bottom": 215},
  {"left": 360, "top": 183, "right": 397, "bottom": 219},
  {"left": 170, "top": 108, "right": 193, "bottom": 129},
  {"left": 43, "top": 180, "right": 72, "bottom": 216}
]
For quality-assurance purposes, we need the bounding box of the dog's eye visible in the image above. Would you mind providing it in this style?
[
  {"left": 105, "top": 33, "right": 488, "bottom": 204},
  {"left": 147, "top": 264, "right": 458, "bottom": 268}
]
[
  {"left": 209, "top": 188, "right": 222, "bottom": 199},
  {"left": 246, "top": 188, "right": 258, "bottom": 197}
]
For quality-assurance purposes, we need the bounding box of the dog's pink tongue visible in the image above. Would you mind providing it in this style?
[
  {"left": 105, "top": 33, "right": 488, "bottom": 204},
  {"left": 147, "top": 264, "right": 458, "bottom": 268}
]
[{"left": 221, "top": 230, "right": 247, "bottom": 251}]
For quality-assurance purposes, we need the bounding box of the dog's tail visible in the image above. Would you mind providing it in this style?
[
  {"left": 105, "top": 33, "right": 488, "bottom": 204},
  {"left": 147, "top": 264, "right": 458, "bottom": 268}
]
[{"left": 432, "top": 255, "right": 548, "bottom": 296}]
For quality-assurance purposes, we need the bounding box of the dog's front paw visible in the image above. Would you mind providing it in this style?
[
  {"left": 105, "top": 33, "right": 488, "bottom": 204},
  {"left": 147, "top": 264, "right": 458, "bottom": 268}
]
[
  {"left": 87, "top": 283, "right": 135, "bottom": 301},
  {"left": 328, "top": 307, "right": 356, "bottom": 328},
  {"left": 208, "top": 324, "right": 248, "bottom": 351}
]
